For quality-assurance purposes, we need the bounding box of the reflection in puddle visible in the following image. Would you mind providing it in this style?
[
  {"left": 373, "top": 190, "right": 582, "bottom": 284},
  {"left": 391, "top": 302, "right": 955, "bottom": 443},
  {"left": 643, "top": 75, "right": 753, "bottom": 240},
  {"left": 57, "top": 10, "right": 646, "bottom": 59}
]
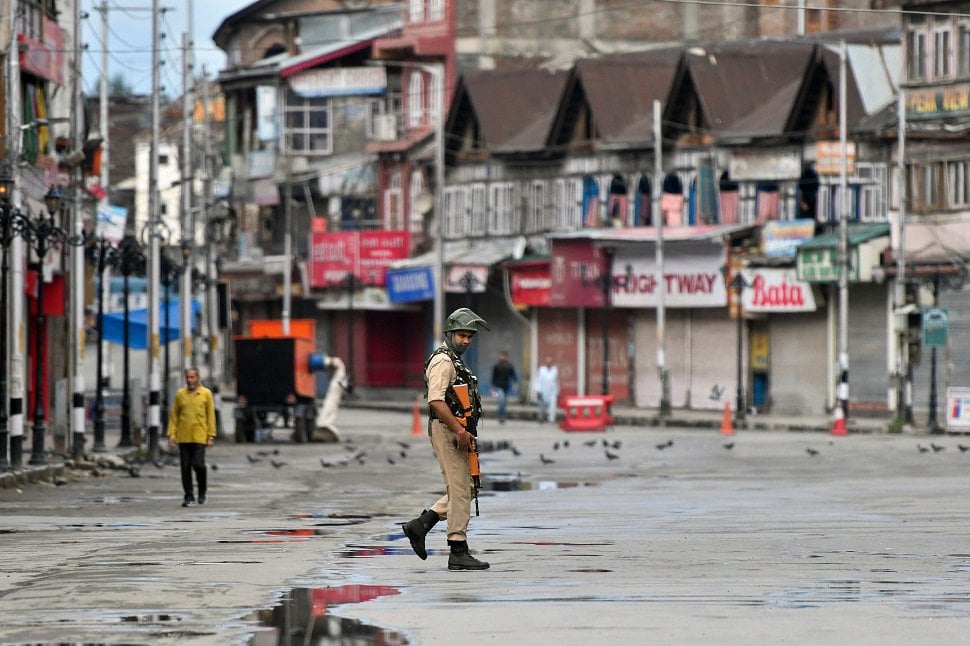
[{"left": 249, "top": 585, "right": 406, "bottom": 645}]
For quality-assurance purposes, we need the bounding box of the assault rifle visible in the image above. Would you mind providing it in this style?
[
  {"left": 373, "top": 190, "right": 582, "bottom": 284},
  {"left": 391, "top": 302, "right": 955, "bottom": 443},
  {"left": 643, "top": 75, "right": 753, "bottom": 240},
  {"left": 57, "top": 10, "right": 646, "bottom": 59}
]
[{"left": 452, "top": 382, "right": 481, "bottom": 516}]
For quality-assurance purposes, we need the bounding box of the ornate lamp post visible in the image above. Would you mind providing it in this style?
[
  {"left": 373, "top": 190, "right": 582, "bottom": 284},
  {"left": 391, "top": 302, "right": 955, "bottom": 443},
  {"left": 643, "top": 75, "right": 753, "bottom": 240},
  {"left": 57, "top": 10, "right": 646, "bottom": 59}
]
[
  {"left": 88, "top": 236, "right": 118, "bottom": 452},
  {"left": 160, "top": 250, "right": 182, "bottom": 428},
  {"left": 731, "top": 271, "right": 749, "bottom": 425},
  {"left": 116, "top": 235, "right": 144, "bottom": 448},
  {"left": 26, "top": 187, "right": 84, "bottom": 465}
]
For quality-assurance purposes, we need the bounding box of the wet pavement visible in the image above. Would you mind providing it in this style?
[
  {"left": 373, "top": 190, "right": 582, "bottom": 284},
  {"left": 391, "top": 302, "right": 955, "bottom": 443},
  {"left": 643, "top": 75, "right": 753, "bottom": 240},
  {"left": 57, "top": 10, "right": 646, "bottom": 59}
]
[{"left": 1, "top": 407, "right": 970, "bottom": 644}]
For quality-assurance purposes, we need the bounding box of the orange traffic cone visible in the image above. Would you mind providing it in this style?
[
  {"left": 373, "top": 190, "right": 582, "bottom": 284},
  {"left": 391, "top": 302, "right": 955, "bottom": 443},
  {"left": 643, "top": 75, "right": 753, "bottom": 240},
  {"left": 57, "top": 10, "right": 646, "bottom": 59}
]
[
  {"left": 411, "top": 398, "right": 423, "bottom": 436},
  {"left": 720, "top": 401, "right": 734, "bottom": 436},
  {"left": 830, "top": 404, "right": 848, "bottom": 436}
]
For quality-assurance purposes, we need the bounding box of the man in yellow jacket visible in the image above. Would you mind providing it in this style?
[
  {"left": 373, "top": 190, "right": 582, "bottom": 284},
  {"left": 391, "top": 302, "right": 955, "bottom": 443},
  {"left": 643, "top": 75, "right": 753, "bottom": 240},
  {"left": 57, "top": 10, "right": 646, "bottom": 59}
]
[{"left": 167, "top": 367, "right": 216, "bottom": 507}]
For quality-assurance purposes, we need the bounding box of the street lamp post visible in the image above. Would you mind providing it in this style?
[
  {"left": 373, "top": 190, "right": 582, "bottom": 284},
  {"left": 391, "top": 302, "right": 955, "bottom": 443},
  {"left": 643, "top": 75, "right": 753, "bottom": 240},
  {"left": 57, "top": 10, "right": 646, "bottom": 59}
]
[
  {"left": 89, "top": 236, "right": 118, "bottom": 452},
  {"left": 26, "top": 187, "right": 83, "bottom": 465},
  {"left": 600, "top": 248, "right": 614, "bottom": 396},
  {"left": 731, "top": 271, "right": 748, "bottom": 424},
  {"left": 117, "top": 235, "right": 144, "bottom": 447},
  {"left": 160, "top": 251, "right": 181, "bottom": 428}
]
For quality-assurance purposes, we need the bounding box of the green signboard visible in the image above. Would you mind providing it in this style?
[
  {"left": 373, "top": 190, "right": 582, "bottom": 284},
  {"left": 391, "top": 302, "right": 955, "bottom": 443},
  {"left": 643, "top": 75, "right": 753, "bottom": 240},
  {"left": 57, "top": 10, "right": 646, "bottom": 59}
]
[{"left": 923, "top": 307, "right": 949, "bottom": 348}]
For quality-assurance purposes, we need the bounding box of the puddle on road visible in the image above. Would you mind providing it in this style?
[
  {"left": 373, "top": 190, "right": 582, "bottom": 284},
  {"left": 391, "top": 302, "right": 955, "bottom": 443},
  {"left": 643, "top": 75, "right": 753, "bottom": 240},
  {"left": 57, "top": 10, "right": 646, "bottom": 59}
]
[
  {"left": 289, "top": 513, "right": 370, "bottom": 527},
  {"left": 248, "top": 585, "right": 406, "bottom": 645}
]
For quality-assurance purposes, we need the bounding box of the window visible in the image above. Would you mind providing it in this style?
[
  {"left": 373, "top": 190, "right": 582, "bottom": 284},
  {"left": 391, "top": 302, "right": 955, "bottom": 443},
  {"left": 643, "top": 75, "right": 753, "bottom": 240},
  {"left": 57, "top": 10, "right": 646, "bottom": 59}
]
[
  {"left": 526, "top": 181, "right": 546, "bottom": 233},
  {"left": 948, "top": 160, "right": 970, "bottom": 207},
  {"left": 910, "top": 162, "right": 943, "bottom": 211},
  {"left": 429, "top": 0, "right": 444, "bottom": 21},
  {"left": 409, "top": 0, "right": 424, "bottom": 23},
  {"left": 407, "top": 71, "right": 424, "bottom": 129},
  {"left": 408, "top": 170, "right": 426, "bottom": 235},
  {"left": 285, "top": 95, "right": 332, "bottom": 155},
  {"left": 429, "top": 69, "right": 442, "bottom": 128},
  {"left": 384, "top": 171, "right": 403, "bottom": 231},
  {"left": 908, "top": 24, "right": 928, "bottom": 81},
  {"left": 489, "top": 183, "right": 515, "bottom": 235},
  {"left": 443, "top": 186, "right": 470, "bottom": 238},
  {"left": 158, "top": 154, "right": 169, "bottom": 165},
  {"left": 960, "top": 22, "right": 970, "bottom": 77},
  {"left": 554, "top": 178, "right": 583, "bottom": 231},
  {"left": 934, "top": 24, "right": 952, "bottom": 78},
  {"left": 470, "top": 184, "right": 487, "bottom": 236},
  {"left": 856, "top": 163, "right": 887, "bottom": 222}
]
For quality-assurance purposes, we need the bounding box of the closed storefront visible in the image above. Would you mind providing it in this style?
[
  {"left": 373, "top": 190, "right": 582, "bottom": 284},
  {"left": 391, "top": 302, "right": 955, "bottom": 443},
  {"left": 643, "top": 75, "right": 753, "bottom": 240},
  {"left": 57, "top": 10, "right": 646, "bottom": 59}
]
[
  {"left": 766, "top": 310, "right": 828, "bottom": 415},
  {"left": 847, "top": 283, "right": 891, "bottom": 410},
  {"left": 634, "top": 309, "right": 735, "bottom": 411}
]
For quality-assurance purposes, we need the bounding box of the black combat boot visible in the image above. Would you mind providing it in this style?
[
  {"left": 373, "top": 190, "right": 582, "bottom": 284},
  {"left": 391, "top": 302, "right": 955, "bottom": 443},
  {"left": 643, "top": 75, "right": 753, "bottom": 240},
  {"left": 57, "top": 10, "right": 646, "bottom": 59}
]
[
  {"left": 447, "top": 540, "right": 490, "bottom": 570},
  {"left": 401, "top": 509, "right": 440, "bottom": 560}
]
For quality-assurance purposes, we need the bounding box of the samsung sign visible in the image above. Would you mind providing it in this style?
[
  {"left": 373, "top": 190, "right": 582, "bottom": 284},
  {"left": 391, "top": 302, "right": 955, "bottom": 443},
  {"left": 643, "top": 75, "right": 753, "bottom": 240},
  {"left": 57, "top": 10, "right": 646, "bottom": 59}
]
[{"left": 386, "top": 267, "right": 435, "bottom": 303}]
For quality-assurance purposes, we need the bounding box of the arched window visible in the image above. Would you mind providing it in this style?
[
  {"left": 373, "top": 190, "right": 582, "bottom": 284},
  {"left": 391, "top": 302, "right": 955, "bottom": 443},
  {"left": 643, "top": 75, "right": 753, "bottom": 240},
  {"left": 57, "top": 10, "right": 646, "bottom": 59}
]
[{"left": 408, "top": 71, "right": 424, "bottom": 129}]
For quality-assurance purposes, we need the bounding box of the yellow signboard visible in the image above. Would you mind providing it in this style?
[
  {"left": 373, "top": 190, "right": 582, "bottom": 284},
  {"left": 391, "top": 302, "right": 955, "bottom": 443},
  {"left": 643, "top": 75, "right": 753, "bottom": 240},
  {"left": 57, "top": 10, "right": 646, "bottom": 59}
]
[{"left": 815, "top": 140, "right": 856, "bottom": 175}]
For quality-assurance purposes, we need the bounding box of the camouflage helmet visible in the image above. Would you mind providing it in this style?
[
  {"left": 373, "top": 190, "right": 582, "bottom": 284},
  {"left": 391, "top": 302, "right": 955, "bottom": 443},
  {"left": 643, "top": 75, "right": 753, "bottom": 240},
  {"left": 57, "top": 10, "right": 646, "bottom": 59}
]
[{"left": 444, "top": 307, "right": 489, "bottom": 333}]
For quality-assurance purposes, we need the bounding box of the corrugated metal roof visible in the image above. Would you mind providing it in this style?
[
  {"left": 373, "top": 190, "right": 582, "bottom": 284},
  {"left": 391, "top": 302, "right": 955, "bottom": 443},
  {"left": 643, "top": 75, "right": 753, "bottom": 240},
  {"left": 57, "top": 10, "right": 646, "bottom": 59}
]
[
  {"left": 686, "top": 41, "right": 817, "bottom": 135},
  {"left": 462, "top": 69, "right": 568, "bottom": 153},
  {"left": 842, "top": 42, "right": 899, "bottom": 115},
  {"left": 575, "top": 48, "right": 681, "bottom": 146},
  {"left": 797, "top": 223, "right": 890, "bottom": 250}
]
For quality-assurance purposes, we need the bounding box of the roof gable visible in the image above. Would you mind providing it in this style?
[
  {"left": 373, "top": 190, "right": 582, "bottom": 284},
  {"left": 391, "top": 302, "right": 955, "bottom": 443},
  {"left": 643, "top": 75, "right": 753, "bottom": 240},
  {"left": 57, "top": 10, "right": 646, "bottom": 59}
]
[
  {"left": 686, "top": 41, "right": 817, "bottom": 135},
  {"left": 575, "top": 49, "right": 682, "bottom": 147},
  {"left": 451, "top": 68, "right": 567, "bottom": 156}
]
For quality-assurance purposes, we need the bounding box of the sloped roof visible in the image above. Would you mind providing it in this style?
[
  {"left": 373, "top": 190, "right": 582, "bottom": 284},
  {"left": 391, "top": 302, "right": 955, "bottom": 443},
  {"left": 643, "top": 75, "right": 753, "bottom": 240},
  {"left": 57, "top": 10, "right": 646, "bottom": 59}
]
[
  {"left": 459, "top": 68, "right": 568, "bottom": 154},
  {"left": 686, "top": 40, "right": 818, "bottom": 136},
  {"left": 574, "top": 48, "right": 682, "bottom": 147}
]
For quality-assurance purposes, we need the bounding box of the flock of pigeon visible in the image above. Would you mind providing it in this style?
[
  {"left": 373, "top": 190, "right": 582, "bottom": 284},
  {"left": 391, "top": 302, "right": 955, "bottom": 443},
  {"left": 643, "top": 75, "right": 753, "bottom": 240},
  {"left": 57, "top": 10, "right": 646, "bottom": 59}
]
[{"left": 145, "top": 434, "right": 970, "bottom": 478}]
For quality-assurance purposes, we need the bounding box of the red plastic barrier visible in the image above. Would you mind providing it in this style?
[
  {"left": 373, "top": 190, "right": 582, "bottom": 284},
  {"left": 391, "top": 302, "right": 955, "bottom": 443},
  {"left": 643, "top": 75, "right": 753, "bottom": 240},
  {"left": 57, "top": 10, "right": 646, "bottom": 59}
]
[{"left": 559, "top": 395, "right": 615, "bottom": 432}]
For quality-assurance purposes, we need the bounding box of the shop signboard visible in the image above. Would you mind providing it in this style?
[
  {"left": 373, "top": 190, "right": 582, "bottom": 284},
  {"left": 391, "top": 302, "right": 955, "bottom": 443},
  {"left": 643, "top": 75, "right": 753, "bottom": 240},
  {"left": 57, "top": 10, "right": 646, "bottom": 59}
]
[{"left": 946, "top": 386, "right": 970, "bottom": 431}]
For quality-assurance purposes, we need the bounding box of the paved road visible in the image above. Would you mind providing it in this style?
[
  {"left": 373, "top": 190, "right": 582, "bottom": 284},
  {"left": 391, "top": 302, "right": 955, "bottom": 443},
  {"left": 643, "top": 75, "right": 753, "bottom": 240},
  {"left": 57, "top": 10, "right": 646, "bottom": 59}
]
[{"left": 1, "top": 409, "right": 969, "bottom": 645}]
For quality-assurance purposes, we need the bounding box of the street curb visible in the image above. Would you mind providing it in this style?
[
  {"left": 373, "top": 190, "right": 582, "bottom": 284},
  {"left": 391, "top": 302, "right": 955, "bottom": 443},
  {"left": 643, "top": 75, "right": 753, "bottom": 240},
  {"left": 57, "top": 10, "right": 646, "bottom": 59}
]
[{"left": 0, "top": 463, "right": 65, "bottom": 489}]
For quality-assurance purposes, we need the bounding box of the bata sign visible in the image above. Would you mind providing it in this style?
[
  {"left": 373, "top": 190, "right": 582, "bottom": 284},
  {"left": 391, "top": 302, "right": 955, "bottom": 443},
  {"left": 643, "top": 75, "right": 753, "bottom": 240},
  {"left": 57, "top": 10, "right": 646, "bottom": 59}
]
[
  {"left": 612, "top": 249, "right": 727, "bottom": 308},
  {"left": 741, "top": 268, "right": 817, "bottom": 313}
]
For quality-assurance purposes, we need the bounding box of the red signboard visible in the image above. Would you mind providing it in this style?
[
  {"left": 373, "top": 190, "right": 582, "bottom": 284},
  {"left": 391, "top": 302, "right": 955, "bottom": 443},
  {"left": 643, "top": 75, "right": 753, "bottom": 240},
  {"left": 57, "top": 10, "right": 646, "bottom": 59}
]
[
  {"left": 309, "top": 231, "right": 409, "bottom": 288},
  {"left": 508, "top": 260, "right": 551, "bottom": 307},
  {"left": 550, "top": 239, "right": 608, "bottom": 308},
  {"left": 18, "top": 19, "right": 65, "bottom": 84}
]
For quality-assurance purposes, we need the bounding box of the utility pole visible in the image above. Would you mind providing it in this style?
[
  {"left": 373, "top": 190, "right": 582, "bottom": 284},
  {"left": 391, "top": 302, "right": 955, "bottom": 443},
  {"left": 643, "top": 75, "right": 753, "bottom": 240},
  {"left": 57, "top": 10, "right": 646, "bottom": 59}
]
[
  {"left": 895, "top": 89, "right": 913, "bottom": 426},
  {"left": 653, "top": 99, "right": 671, "bottom": 416},
  {"left": 70, "top": 0, "right": 87, "bottom": 455},
  {"left": 97, "top": 1, "right": 112, "bottom": 391},
  {"left": 279, "top": 78, "right": 292, "bottom": 336},
  {"left": 201, "top": 66, "right": 222, "bottom": 436},
  {"left": 147, "top": 0, "right": 163, "bottom": 457},
  {"left": 834, "top": 40, "right": 850, "bottom": 434},
  {"left": 180, "top": 4, "right": 193, "bottom": 380},
  {"left": 5, "top": 0, "right": 25, "bottom": 469}
]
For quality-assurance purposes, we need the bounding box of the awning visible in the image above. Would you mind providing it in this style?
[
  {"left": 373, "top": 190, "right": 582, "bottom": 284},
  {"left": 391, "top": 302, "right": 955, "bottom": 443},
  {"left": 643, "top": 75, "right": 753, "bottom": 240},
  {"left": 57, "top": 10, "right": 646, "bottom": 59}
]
[
  {"left": 548, "top": 223, "right": 757, "bottom": 246},
  {"left": 391, "top": 237, "right": 525, "bottom": 269},
  {"left": 387, "top": 237, "right": 525, "bottom": 300},
  {"left": 796, "top": 223, "right": 890, "bottom": 283},
  {"left": 100, "top": 299, "right": 201, "bottom": 350}
]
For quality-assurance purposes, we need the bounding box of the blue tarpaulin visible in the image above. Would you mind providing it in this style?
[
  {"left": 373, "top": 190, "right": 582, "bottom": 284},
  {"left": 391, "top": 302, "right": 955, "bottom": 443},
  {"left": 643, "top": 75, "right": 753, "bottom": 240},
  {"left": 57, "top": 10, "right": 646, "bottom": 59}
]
[{"left": 99, "top": 299, "right": 202, "bottom": 349}]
